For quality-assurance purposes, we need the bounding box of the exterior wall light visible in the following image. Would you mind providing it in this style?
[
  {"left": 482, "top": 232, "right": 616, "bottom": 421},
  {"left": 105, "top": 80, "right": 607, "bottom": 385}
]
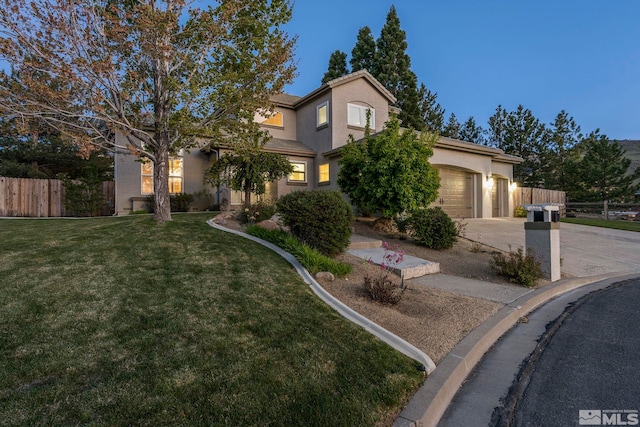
[{"left": 485, "top": 175, "right": 494, "bottom": 189}]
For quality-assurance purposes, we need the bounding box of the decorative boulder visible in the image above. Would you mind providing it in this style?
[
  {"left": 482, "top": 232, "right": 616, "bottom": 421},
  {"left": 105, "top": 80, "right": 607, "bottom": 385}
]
[{"left": 315, "top": 271, "right": 335, "bottom": 282}]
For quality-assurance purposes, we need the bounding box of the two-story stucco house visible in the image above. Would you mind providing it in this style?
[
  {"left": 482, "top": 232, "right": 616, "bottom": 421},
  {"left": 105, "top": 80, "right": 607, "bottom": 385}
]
[{"left": 114, "top": 70, "right": 521, "bottom": 218}]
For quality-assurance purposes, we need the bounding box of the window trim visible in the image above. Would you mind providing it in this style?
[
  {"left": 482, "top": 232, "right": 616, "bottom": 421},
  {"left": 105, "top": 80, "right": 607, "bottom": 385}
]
[
  {"left": 316, "top": 101, "right": 329, "bottom": 128},
  {"left": 318, "top": 163, "right": 330, "bottom": 184},
  {"left": 288, "top": 161, "right": 307, "bottom": 184},
  {"left": 347, "top": 103, "right": 375, "bottom": 130}
]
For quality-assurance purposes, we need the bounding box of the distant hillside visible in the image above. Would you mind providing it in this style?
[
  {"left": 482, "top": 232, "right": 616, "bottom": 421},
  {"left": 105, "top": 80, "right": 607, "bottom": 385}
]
[{"left": 617, "top": 140, "right": 640, "bottom": 177}]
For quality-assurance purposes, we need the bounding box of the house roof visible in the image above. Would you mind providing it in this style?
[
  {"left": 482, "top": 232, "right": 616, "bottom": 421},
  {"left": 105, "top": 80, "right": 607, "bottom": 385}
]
[
  {"left": 322, "top": 132, "right": 524, "bottom": 164},
  {"left": 272, "top": 70, "right": 397, "bottom": 109},
  {"left": 270, "top": 93, "right": 302, "bottom": 108},
  {"left": 263, "top": 138, "right": 316, "bottom": 157}
]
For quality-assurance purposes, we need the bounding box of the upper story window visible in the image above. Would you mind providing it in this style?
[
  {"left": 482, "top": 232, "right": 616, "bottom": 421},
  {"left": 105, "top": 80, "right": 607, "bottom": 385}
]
[
  {"left": 318, "top": 163, "right": 330, "bottom": 184},
  {"left": 289, "top": 161, "right": 307, "bottom": 183},
  {"left": 141, "top": 157, "right": 184, "bottom": 195},
  {"left": 261, "top": 111, "right": 283, "bottom": 127},
  {"left": 317, "top": 101, "right": 329, "bottom": 128},
  {"left": 348, "top": 103, "right": 375, "bottom": 130}
]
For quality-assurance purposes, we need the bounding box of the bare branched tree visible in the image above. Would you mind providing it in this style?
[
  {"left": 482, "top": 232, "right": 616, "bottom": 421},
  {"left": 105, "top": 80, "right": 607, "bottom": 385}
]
[{"left": 0, "top": 0, "right": 296, "bottom": 221}]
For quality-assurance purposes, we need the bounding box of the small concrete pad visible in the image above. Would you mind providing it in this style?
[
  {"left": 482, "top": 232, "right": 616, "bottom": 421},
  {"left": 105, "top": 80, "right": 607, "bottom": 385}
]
[
  {"left": 348, "top": 247, "right": 440, "bottom": 279},
  {"left": 348, "top": 234, "right": 382, "bottom": 250},
  {"left": 409, "top": 273, "right": 534, "bottom": 304}
]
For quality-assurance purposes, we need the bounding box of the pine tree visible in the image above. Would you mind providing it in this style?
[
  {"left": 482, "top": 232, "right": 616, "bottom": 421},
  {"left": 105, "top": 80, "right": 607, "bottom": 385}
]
[
  {"left": 574, "top": 130, "right": 640, "bottom": 203},
  {"left": 321, "top": 50, "right": 349, "bottom": 84},
  {"left": 539, "top": 110, "right": 582, "bottom": 192},
  {"left": 371, "top": 6, "right": 422, "bottom": 129},
  {"left": 459, "top": 116, "right": 485, "bottom": 145},
  {"left": 487, "top": 105, "right": 547, "bottom": 186},
  {"left": 442, "top": 113, "right": 461, "bottom": 139},
  {"left": 350, "top": 27, "right": 376, "bottom": 72},
  {"left": 418, "top": 84, "right": 445, "bottom": 133}
]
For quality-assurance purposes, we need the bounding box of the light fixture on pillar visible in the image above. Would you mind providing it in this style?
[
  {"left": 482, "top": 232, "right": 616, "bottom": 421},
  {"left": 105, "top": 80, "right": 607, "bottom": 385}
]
[
  {"left": 509, "top": 180, "right": 518, "bottom": 191},
  {"left": 486, "top": 174, "right": 494, "bottom": 189}
]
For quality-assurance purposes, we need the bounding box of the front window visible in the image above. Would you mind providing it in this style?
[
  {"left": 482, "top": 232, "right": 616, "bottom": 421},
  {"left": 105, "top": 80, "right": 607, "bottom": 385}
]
[
  {"left": 348, "top": 103, "right": 375, "bottom": 129},
  {"left": 319, "top": 163, "right": 330, "bottom": 183},
  {"left": 317, "top": 101, "right": 329, "bottom": 127},
  {"left": 261, "top": 111, "right": 283, "bottom": 127},
  {"left": 289, "top": 161, "right": 307, "bottom": 183},
  {"left": 140, "top": 157, "right": 183, "bottom": 195}
]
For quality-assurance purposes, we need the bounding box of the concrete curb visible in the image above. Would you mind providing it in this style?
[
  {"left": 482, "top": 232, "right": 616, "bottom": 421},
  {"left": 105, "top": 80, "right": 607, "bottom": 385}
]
[
  {"left": 393, "top": 271, "right": 640, "bottom": 427},
  {"left": 206, "top": 219, "right": 436, "bottom": 374}
]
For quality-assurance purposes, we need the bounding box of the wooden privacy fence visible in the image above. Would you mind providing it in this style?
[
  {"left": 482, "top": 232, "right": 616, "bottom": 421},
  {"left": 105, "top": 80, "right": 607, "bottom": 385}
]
[
  {"left": 514, "top": 187, "right": 566, "bottom": 207},
  {"left": 0, "top": 177, "right": 115, "bottom": 217}
]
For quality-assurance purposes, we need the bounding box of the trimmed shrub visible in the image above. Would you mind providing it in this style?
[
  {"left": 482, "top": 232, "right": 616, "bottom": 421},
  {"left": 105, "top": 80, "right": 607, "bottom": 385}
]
[
  {"left": 490, "top": 246, "right": 544, "bottom": 287},
  {"left": 62, "top": 178, "right": 106, "bottom": 217},
  {"left": 246, "top": 225, "right": 352, "bottom": 277},
  {"left": 514, "top": 205, "right": 527, "bottom": 218},
  {"left": 145, "top": 193, "right": 194, "bottom": 213},
  {"left": 276, "top": 190, "right": 354, "bottom": 256},
  {"left": 403, "top": 207, "right": 458, "bottom": 250}
]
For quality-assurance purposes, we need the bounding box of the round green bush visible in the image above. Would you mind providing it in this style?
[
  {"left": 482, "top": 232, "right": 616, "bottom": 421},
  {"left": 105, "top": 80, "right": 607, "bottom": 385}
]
[
  {"left": 405, "top": 207, "right": 458, "bottom": 250},
  {"left": 276, "top": 190, "right": 354, "bottom": 256}
]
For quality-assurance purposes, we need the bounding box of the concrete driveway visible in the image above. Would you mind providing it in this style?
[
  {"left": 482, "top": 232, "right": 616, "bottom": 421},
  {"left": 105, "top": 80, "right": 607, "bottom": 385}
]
[{"left": 463, "top": 218, "right": 640, "bottom": 277}]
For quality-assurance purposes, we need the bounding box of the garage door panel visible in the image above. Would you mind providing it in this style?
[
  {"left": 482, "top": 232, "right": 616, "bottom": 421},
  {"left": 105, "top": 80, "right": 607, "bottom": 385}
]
[{"left": 436, "top": 168, "right": 473, "bottom": 218}]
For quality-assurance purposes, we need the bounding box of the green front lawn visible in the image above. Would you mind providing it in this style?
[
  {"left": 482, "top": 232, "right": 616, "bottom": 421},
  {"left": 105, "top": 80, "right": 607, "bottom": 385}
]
[
  {"left": 561, "top": 217, "right": 640, "bottom": 232},
  {"left": 0, "top": 213, "right": 423, "bottom": 426}
]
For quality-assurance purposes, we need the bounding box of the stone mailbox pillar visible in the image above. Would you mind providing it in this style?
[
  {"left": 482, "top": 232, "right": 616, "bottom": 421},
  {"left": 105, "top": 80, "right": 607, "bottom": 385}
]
[{"left": 524, "top": 204, "right": 562, "bottom": 282}]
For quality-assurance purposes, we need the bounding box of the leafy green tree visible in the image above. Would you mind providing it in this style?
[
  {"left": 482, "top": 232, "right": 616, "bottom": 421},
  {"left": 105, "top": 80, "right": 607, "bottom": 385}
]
[
  {"left": 418, "top": 84, "right": 445, "bottom": 133},
  {"left": 204, "top": 151, "right": 294, "bottom": 209},
  {"left": 350, "top": 26, "right": 376, "bottom": 72},
  {"left": 442, "top": 113, "right": 461, "bottom": 139},
  {"left": 371, "top": 6, "right": 422, "bottom": 130},
  {"left": 539, "top": 110, "right": 582, "bottom": 192},
  {"left": 459, "top": 116, "right": 485, "bottom": 145},
  {"left": 487, "top": 105, "right": 548, "bottom": 186},
  {"left": 0, "top": 0, "right": 296, "bottom": 222},
  {"left": 337, "top": 117, "right": 440, "bottom": 218},
  {"left": 321, "top": 50, "right": 349, "bottom": 84},
  {"left": 574, "top": 130, "right": 640, "bottom": 204}
]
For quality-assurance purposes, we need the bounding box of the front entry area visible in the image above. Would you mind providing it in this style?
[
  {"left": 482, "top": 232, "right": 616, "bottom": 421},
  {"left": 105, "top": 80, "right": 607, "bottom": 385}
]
[{"left": 435, "top": 167, "right": 475, "bottom": 218}]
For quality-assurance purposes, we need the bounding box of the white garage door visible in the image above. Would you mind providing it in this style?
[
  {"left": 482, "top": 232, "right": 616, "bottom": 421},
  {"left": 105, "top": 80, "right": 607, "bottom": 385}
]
[{"left": 435, "top": 168, "right": 474, "bottom": 218}]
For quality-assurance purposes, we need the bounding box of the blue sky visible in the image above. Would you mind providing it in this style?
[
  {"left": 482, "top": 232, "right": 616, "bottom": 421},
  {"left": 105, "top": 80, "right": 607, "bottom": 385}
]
[{"left": 283, "top": 1, "right": 640, "bottom": 140}]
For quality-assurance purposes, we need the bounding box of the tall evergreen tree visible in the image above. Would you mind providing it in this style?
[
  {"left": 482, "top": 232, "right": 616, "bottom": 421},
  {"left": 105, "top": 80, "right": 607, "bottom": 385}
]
[
  {"left": 0, "top": 117, "right": 113, "bottom": 180},
  {"left": 486, "top": 105, "right": 508, "bottom": 148},
  {"left": 487, "top": 105, "right": 547, "bottom": 186},
  {"left": 442, "top": 113, "right": 461, "bottom": 139},
  {"left": 418, "top": 83, "right": 444, "bottom": 133},
  {"left": 371, "top": 6, "right": 422, "bottom": 129},
  {"left": 574, "top": 130, "right": 640, "bottom": 203},
  {"left": 350, "top": 26, "right": 376, "bottom": 72},
  {"left": 459, "top": 116, "right": 485, "bottom": 145},
  {"left": 321, "top": 50, "right": 349, "bottom": 84},
  {"left": 539, "top": 110, "right": 582, "bottom": 192}
]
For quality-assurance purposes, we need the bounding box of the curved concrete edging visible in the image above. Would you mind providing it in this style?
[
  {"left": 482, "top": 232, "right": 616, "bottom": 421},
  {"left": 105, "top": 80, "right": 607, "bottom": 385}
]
[
  {"left": 206, "top": 219, "right": 436, "bottom": 374},
  {"left": 393, "top": 271, "right": 640, "bottom": 427}
]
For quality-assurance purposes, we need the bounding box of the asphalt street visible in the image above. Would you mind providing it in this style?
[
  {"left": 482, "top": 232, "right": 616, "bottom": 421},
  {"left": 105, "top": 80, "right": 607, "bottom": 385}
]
[
  {"left": 508, "top": 277, "right": 640, "bottom": 426},
  {"left": 438, "top": 276, "right": 640, "bottom": 427}
]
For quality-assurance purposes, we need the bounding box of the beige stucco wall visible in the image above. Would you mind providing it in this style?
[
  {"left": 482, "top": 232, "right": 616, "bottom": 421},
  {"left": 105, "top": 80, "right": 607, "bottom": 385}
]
[
  {"left": 329, "top": 78, "right": 391, "bottom": 150},
  {"left": 114, "top": 140, "right": 217, "bottom": 215}
]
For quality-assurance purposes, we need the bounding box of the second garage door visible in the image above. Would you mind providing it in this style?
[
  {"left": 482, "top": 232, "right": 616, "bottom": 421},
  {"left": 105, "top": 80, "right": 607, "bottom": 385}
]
[{"left": 435, "top": 168, "right": 474, "bottom": 218}]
